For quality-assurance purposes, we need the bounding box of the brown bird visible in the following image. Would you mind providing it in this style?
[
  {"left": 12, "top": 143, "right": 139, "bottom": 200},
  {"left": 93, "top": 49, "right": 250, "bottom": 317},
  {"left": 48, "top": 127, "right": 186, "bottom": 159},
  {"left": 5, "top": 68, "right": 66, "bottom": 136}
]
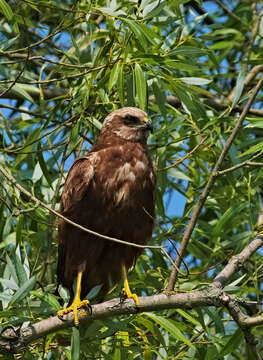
[{"left": 57, "top": 107, "right": 156, "bottom": 326}]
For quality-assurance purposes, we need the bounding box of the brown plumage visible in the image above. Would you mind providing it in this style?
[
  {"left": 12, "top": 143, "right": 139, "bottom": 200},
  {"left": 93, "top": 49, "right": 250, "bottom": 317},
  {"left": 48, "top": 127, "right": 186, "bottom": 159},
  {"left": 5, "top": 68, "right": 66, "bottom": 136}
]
[{"left": 57, "top": 107, "right": 156, "bottom": 309}]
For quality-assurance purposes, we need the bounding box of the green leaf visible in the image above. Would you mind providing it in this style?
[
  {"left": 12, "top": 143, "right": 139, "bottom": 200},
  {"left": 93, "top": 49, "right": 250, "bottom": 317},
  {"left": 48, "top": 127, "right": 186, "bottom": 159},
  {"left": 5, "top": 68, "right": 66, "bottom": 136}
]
[
  {"left": 117, "top": 64, "right": 124, "bottom": 107},
  {"left": 0, "top": 232, "right": 16, "bottom": 249},
  {"left": 152, "top": 79, "right": 166, "bottom": 115},
  {"left": 0, "top": 0, "right": 13, "bottom": 21},
  {"left": 232, "top": 69, "right": 245, "bottom": 107},
  {"left": 113, "top": 341, "right": 122, "bottom": 360},
  {"left": 71, "top": 327, "right": 80, "bottom": 360},
  {"left": 175, "top": 309, "right": 201, "bottom": 327},
  {"left": 68, "top": 121, "right": 80, "bottom": 154},
  {"left": 109, "top": 62, "right": 120, "bottom": 91},
  {"left": 11, "top": 84, "right": 34, "bottom": 103},
  {"left": 180, "top": 77, "right": 212, "bottom": 86},
  {"left": 212, "top": 202, "right": 247, "bottom": 237},
  {"left": 219, "top": 328, "right": 243, "bottom": 356},
  {"left": 168, "top": 46, "right": 206, "bottom": 57},
  {"left": 14, "top": 127, "right": 41, "bottom": 167},
  {"left": 145, "top": 313, "right": 194, "bottom": 348},
  {"left": 123, "top": 19, "right": 148, "bottom": 50},
  {"left": 97, "top": 7, "right": 125, "bottom": 16},
  {"left": 135, "top": 63, "right": 147, "bottom": 110},
  {"left": 37, "top": 144, "right": 53, "bottom": 189},
  {"left": 6, "top": 255, "right": 18, "bottom": 285},
  {"left": 13, "top": 251, "right": 28, "bottom": 287},
  {"left": 167, "top": 168, "right": 192, "bottom": 182},
  {"left": 32, "top": 162, "right": 43, "bottom": 183},
  {"left": 143, "top": 0, "right": 166, "bottom": 19},
  {"left": 9, "top": 276, "right": 36, "bottom": 306},
  {"left": 31, "top": 291, "right": 61, "bottom": 311},
  {"left": 240, "top": 139, "right": 263, "bottom": 156}
]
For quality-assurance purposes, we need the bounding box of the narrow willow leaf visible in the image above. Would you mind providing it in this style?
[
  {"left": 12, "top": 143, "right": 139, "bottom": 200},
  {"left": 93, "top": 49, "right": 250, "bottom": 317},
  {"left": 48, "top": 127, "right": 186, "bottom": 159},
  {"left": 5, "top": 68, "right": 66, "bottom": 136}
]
[
  {"left": 143, "top": 0, "right": 166, "bottom": 19},
  {"left": 71, "top": 327, "right": 80, "bottom": 360},
  {"left": 13, "top": 252, "right": 28, "bottom": 287},
  {"left": 14, "top": 127, "right": 41, "bottom": 167},
  {"left": 0, "top": 0, "right": 13, "bottom": 20},
  {"left": 123, "top": 19, "right": 148, "bottom": 50},
  {"left": 88, "top": 116, "right": 102, "bottom": 130},
  {"left": 31, "top": 291, "right": 61, "bottom": 311},
  {"left": 12, "top": 84, "right": 34, "bottom": 103},
  {"left": 0, "top": 232, "right": 16, "bottom": 249},
  {"left": 38, "top": 144, "right": 53, "bottom": 189},
  {"left": 175, "top": 309, "right": 201, "bottom": 327},
  {"left": 172, "top": 83, "right": 196, "bottom": 115},
  {"left": 68, "top": 121, "right": 80, "bottom": 154},
  {"left": 6, "top": 255, "right": 18, "bottom": 285},
  {"left": 152, "top": 79, "right": 166, "bottom": 115},
  {"left": 180, "top": 77, "right": 212, "bottom": 85},
  {"left": 9, "top": 276, "right": 36, "bottom": 306},
  {"left": 117, "top": 64, "right": 124, "bottom": 106},
  {"left": 97, "top": 7, "right": 125, "bottom": 16},
  {"left": 156, "top": 188, "right": 165, "bottom": 221},
  {"left": 205, "top": 307, "right": 225, "bottom": 334},
  {"left": 135, "top": 63, "right": 147, "bottom": 110},
  {"left": 168, "top": 46, "right": 206, "bottom": 57},
  {"left": 167, "top": 168, "right": 192, "bottom": 182},
  {"left": 16, "top": 215, "right": 23, "bottom": 244},
  {"left": 212, "top": 202, "right": 247, "bottom": 237},
  {"left": 240, "top": 140, "right": 263, "bottom": 156},
  {"left": 219, "top": 328, "right": 243, "bottom": 356},
  {"left": 113, "top": 341, "right": 121, "bottom": 360},
  {"left": 232, "top": 69, "right": 245, "bottom": 107},
  {"left": 146, "top": 313, "right": 194, "bottom": 348},
  {"left": 109, "top": 62, "right": 119, "bottom": 91}
]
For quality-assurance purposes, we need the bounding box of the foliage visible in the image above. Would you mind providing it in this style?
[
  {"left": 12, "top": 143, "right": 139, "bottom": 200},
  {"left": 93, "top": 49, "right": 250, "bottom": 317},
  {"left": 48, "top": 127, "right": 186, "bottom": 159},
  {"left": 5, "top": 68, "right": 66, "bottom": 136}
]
[{"left": 0, "top": 0, "right": 263, "bottom": 358}]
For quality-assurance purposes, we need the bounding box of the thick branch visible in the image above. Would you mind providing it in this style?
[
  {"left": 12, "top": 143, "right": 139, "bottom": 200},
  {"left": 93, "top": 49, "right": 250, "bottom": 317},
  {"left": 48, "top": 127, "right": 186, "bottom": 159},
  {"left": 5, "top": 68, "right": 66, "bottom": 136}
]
[
  {"left": 213, "top": 234, "right": 263, "bottom": 288},
  {"left": 0, "top": 289, "right": 222, "bottom": 354},
  {"left": 0, "top": 231, "right": 262, "bottom": 353}
]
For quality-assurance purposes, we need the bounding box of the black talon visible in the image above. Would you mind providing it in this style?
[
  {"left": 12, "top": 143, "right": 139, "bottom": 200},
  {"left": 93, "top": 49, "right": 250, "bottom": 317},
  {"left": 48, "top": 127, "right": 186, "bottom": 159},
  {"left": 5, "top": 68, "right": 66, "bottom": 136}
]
[{"left": 120, "top": 290, "right": 127, "bottom": 304}]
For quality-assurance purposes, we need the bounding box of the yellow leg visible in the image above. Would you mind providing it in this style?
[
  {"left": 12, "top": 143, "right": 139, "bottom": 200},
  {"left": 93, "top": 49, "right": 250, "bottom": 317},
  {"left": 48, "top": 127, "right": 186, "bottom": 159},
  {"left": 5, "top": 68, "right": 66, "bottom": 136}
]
[
  {"left": 57, "top": 271, "right": 90, "bottom": 326},
  {"left": 122, "top": 265, "right": 139, "bottom": 306}
]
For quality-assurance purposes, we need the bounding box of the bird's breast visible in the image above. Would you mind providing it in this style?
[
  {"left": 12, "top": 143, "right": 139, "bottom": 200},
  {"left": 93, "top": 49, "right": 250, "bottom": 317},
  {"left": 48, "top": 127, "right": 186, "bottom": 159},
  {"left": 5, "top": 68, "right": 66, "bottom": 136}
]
[{"left": 94, "top": 159, "right": 152, "bottom": 207}]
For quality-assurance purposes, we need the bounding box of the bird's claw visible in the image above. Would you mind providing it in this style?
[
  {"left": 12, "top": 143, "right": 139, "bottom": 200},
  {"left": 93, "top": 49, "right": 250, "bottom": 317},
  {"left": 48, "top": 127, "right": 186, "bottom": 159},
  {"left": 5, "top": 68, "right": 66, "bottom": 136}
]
[
  {"left": 121, "top": 287, "right": 140, "bottom": 306},
  {"left": 57, "top": 299, "right": 91, "bottom": 326}
]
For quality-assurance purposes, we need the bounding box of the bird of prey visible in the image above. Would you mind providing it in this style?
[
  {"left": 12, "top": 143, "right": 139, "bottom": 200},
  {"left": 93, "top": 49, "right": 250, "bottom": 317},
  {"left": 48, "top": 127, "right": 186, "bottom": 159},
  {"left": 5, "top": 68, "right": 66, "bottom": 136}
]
[{"left": 57, "top": 107, "right": 156, "bottom": 326}]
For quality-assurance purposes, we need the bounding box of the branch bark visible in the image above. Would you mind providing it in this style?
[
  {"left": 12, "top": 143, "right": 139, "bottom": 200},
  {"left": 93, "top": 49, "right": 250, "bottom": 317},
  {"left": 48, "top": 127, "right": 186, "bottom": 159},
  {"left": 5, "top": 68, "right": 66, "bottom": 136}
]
[{"left": 1, "top": 233, "right": 263, "bottom": 354}]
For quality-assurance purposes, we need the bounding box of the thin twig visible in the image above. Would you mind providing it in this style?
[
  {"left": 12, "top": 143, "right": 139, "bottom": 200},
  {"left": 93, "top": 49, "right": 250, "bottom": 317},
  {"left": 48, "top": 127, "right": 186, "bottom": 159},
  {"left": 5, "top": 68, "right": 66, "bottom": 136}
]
[
  {"left": 0, "top": 103, "right": 47, "bottom": 118},
  {"left": 217, "top": 161, "right": 263, "bottom": 176},
  {"left": 213, "top": 234, "right": 263, "bottom": 289},
  {"left": 0, "top": 64, "right": 108, "bottom": 86},
  {"left": 0, "top": 196, "right": 12, "bottom": 213},
  {"left": 159, "top": 136, "right": 208, "bottom": 171}
]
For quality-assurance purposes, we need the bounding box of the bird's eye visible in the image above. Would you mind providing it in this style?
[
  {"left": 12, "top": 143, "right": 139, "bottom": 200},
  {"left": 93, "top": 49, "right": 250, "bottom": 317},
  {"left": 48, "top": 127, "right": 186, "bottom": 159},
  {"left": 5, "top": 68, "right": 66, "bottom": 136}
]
[{"left": 124, "top": 115, "right": 139, "bottom": 123}]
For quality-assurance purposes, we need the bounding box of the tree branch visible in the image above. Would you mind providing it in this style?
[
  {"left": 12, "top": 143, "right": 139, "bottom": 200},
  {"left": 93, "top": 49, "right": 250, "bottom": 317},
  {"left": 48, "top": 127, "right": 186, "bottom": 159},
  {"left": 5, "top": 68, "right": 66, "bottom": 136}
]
[
  {"left": 1, "top": 232, "right": 263, "bottom": 354},
  {"left": 0, "top": 290, "right": 219, "bottom": 354},
  {"left": 166, "top": 76, "right": 263, "bottom": 291},
  {"left": 213, "top": 234, "right": 263, "bottom": 289}
]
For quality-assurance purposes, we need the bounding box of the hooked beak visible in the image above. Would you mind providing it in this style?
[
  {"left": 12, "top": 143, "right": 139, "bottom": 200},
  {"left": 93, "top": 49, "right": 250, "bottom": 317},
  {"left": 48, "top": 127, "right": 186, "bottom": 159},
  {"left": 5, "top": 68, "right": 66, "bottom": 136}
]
[{"left": 141, "top": 117, "right": 153, "bottom": 133}]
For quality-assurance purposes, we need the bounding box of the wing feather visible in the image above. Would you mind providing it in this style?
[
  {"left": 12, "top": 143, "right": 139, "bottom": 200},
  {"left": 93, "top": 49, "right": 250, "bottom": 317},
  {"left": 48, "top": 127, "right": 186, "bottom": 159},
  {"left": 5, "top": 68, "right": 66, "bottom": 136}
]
[{"left": 60, "top": 154, "right": 96, "bottom": 216}]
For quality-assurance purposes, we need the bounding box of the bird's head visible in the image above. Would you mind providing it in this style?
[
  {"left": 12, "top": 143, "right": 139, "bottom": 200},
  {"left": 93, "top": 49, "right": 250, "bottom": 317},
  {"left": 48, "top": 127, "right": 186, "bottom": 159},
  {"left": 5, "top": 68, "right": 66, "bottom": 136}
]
[{"left": 101, "top": 107, "right": 153, "bottom": 142}]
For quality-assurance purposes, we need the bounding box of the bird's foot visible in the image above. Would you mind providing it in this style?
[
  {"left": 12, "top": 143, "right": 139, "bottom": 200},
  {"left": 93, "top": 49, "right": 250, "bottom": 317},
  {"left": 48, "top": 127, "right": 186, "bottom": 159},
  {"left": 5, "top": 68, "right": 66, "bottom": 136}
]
[
  {"left": 121, "top": 285, "right": 140, "bottom": 306},
  {"left": 57, "top": 298, "right": 91, "bottom": 327}
]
